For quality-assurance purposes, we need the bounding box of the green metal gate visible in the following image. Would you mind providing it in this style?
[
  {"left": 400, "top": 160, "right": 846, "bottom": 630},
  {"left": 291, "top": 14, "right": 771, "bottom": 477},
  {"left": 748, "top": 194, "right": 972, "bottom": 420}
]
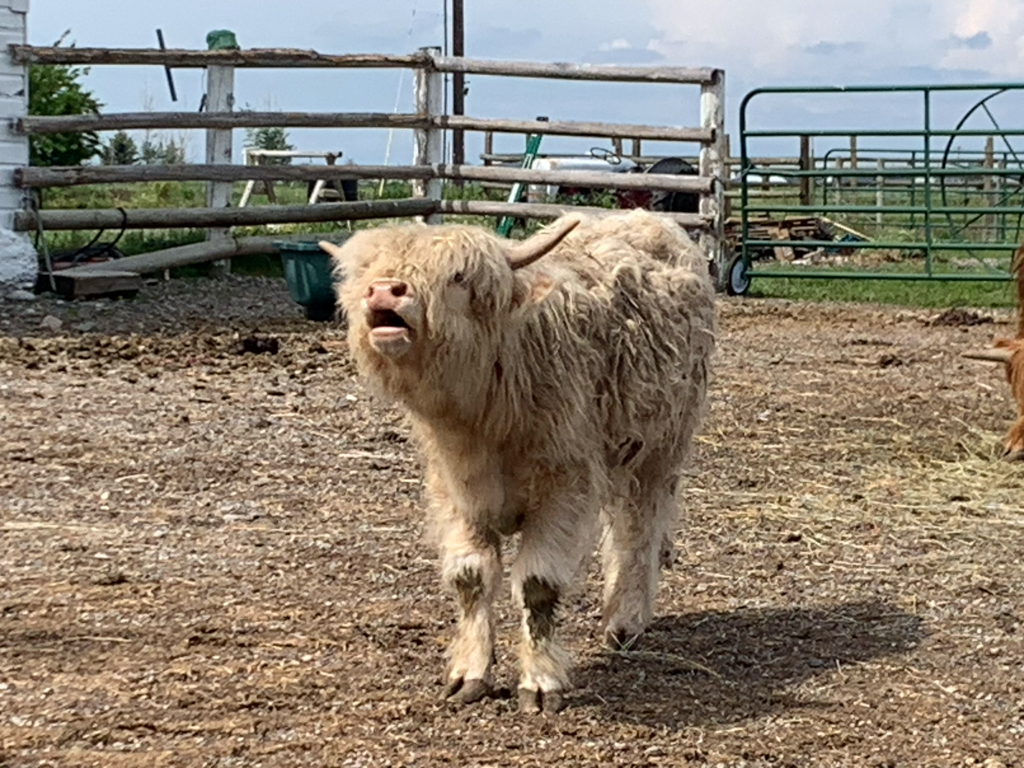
[{"left": 732, "top": 83, "right": 1024, "bottom": 294}]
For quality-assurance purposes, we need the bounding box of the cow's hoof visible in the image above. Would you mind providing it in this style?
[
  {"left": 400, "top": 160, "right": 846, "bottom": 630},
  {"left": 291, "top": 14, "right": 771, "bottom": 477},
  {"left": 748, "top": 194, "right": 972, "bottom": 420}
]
[
  {"left": 603, "top": 627, "right": 643, "bottom": 652},
  {"left": 443, "top": 677, "right": 493, "bottom": 705},
  {"left": 518, "top": 686, "right": 565, "bottom": 714},
  {"left": 1002, "top": 447, "right": 1024, "bottom": 462}
]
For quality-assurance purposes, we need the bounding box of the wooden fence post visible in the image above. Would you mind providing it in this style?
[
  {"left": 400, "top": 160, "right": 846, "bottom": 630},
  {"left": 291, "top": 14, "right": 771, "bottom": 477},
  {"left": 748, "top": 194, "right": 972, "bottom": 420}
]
[
  {"left": 413, "top": 46, "right": 443, "bottom": 224},
  {"left": 483, "top": 131, "right": 494, "bottom": 165},
  {"left": 799, "top": 134, "right": 812, "bottom": 207},
  {"left": 205, "top": 63, "right": 235, "bottom": 277},
  {"left": 699, "top": 68, "right": 726, "bottom": 287}
]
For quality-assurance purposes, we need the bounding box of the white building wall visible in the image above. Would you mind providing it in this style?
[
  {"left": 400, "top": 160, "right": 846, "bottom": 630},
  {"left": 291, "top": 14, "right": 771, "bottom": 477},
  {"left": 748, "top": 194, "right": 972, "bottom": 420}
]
[{"left": 0, "top": 0, "right": 36, "bottom": 290}]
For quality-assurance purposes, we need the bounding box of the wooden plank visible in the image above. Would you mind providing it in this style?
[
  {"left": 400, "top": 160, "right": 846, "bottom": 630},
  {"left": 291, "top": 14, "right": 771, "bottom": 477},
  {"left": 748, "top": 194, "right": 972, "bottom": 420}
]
[
  {"left": 16, "top": 162, "right": 716, "bottom": 193},
  {"left": 12, "top": 46, "right": 716, "bottom": 84},
  {"left": 14, "top": 198, "right": 439, "bottom": 231},
  {"left": 430, "top": 55, "right": 716, "bottom": 84},
  {"left": 439, "top": 199, "right": 710, "bottom": 228},
  {"left": 443, "top": 165, "right": 716, "bottom": 192},
  {"left": 50, "top": 269, "right": 142, "bottom": 299},
  {"left": 439, "top": 115, "right": 712, "bottom": 143},
  {"left": 10, "top": 45, "right": 426, "bottom": 69},
  {"left": 16, "top": 163, "right": 437, "bottom": 187},
  {"left": 17, "top": 111, "right": 429, "bottom": 135},
  {"left": 58, "top": 233, "right": 349, "bottom": 276}
]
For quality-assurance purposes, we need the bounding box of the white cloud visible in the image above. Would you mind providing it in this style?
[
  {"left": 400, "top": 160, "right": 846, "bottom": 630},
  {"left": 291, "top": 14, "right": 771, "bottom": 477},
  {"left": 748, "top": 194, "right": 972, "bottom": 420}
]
[
  {"left": 938, "top": 0, "right": 1024, "bottom": 75},
  {"left": 601, "top": 38, "right": 633, "bottom": 51},
  {"left": 644, "top": 0, "right": 1024, "bottom": 81}
]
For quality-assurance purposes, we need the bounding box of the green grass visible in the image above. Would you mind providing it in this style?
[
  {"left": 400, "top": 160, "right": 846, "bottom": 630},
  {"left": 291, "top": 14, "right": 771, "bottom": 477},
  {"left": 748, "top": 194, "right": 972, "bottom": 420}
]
[
  {"left": 734, "top": 183, "right": 1024, "bottom": 308},
  {"left": 748, "top": 275, "right": 1017, "bottom": 308}
]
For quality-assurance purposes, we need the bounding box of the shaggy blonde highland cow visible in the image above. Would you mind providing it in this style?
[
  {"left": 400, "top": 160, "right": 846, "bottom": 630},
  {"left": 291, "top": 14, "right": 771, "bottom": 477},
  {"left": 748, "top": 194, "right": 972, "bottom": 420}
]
[{"left": 320, "top": 209, "right": 716, "bottom": 713}]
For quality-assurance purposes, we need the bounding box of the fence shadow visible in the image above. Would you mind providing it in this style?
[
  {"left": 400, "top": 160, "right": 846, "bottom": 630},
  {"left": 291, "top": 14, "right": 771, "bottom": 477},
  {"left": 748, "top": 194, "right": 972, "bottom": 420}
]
[{"left": 573, "top": 598, "right": 924, "bottom": 729}]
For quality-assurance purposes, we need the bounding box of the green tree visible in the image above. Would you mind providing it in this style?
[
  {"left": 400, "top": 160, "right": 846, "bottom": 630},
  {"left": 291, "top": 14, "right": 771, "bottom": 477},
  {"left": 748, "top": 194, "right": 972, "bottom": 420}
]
[
  {"left": 139, "top": 136, "right": 186, "bottom": 165},
  {"left": 28, "top": 60, "right": 102, "bottom": 166},
  {"left": 244, "top": 126, "right": 294, "bottom": 165},
  {"left": 101, "top": 130, "right": 139, "bottom": 165}
]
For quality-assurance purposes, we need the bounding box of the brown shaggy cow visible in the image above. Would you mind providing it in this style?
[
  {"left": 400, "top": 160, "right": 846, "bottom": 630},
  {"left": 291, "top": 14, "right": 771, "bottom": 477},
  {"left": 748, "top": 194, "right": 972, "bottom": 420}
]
[
  {"left": 992, "top": 245, "right": 1024, "bottom": 459},
  {"left": 319, "top": 209, "right": 716, "bottom": 713}
]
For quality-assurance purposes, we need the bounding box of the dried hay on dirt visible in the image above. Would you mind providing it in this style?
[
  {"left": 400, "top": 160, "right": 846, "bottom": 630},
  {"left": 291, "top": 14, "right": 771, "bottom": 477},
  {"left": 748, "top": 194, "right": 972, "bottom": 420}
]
[{"left": 1, "top": 278, "right": 1022, "bottom": 767}]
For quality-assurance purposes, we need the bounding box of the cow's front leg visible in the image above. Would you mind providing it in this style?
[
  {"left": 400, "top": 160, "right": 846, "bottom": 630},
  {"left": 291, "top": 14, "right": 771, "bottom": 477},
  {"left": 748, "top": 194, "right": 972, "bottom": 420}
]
[
  {"left": 511, "top": 500, "right": 592, "bottom": 714},
  {"left": 439, "top": 522, "right": 501, "bottom": 705},
  {"left": 1003, "top": 415, "right": 1024, "bottom": 460}
]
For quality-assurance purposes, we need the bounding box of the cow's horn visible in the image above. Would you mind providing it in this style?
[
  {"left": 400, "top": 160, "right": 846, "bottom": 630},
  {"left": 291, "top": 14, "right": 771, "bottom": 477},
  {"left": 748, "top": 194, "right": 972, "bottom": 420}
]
[
  {"left": 506, "top": 216, "right": 582, "bottom": 271},
  {"left": 318, "top": 240, "right": 346, "bottom": 260},
  {"left": 962, "top": 348, "right": 1014, "bottom": 363}
]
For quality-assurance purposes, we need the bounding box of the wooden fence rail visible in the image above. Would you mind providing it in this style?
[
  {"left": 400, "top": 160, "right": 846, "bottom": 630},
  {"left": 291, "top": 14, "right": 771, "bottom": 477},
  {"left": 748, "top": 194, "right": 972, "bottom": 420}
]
[
  {"left": 10, "top": 46, "right": 424, "bottom": 69},
  {"left": 16, "top": 112, "right": 431, "bottom": 134},
  {"left": 17, "top": 112, "right": 712, "bottom": 144},
  {"left": 10, "top": 45, "right": 716, "bottom": 84},
  {"left": 438, "top": 199, "right": 707, "bottom": 227},
  {"left": 429, "top": 56, "right": 716, "bottom": 84},
  {"left": 18, "top": 163, "right": 715, "bottom": 193},
  {"left": 16, "top": 198, "right": 708, "bottom": 233},
  {"left": 14, "top": 199, "right": 438, "bottom": 231}
]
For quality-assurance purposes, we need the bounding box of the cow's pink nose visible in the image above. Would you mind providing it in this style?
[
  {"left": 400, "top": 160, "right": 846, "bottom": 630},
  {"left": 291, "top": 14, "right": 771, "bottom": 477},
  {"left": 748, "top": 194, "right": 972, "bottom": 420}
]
[{"left": 365, "top": 279, "right": 408, "bottom": 310}]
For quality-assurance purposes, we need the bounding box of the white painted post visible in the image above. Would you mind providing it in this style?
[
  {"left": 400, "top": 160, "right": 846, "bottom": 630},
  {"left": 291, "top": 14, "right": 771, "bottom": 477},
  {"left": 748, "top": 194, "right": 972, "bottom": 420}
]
[
  {"left": 205, "top": 64, "right": 234, "bottom": 277},
  {"left": 413, "top": 46, "right": 443, "bottom": 224},
  {"left": 0, "top": 0, "right": 35, "bottom": 291},
  {"left": 699, "top": 68, "right": 726, "bottom": 287},
  {"left": 238, "top": 147, "right": 255, "bottom": 208}
]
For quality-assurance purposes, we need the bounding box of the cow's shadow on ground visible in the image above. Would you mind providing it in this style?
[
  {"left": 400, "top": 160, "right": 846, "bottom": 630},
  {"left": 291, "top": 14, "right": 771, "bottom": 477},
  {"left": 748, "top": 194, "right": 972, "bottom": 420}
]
[{"left": 573, "top": 599, "right": 924, "bottom": 729}]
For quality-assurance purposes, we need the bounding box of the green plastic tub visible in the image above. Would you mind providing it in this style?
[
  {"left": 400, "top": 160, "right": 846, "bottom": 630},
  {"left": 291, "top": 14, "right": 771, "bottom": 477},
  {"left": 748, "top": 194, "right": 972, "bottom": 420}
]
[{"left": 277, "top": 240, "right": 340, "bottom": 322}]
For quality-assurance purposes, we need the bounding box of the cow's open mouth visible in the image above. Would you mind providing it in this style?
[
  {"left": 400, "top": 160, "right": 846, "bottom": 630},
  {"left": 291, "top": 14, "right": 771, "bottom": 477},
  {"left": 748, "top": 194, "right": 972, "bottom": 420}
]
[
  {"left": 369, "top": 309, "right": 411, "bottom": 332},
  {"left": 366, "top": 309, "right": 414, "bottom": 357}
]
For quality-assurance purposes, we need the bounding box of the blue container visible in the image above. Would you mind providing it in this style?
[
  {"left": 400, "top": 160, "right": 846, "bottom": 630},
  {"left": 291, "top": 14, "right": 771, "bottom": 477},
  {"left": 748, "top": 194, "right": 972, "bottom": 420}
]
[{"left": 277, "top": 240, "right": 342, "bottom": 322}]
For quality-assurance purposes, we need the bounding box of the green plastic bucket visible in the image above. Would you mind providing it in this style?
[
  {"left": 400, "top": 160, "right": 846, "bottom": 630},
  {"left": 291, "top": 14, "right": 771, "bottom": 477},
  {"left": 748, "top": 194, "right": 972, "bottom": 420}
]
[
  {"left": 277, "top": 240, "right": 340, "bottom": 322},
  {"left": 206, "top": 30, "right": 240, "bottom": 51}
]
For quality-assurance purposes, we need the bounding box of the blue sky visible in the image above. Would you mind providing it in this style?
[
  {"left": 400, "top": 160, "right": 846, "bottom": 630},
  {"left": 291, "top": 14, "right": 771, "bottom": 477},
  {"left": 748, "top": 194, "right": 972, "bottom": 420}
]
[{"left": 26, "top": 0, "right": 1024, "bottom": 165}]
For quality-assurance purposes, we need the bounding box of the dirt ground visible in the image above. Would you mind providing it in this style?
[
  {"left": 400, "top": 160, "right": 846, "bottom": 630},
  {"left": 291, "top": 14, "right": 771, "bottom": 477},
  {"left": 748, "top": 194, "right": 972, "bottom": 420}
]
[{"left": 2, "top": 276, "right": 1023, "bottom": 768}]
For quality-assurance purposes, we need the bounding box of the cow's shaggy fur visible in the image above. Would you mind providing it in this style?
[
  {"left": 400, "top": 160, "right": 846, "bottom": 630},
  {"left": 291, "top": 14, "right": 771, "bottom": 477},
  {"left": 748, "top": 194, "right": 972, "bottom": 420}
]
[
  {"left": 324, "top": 209, "right": 716, "bottom": 712},
  {"left": 994, "top": 244, "right": 1024, "bottom": 459}
]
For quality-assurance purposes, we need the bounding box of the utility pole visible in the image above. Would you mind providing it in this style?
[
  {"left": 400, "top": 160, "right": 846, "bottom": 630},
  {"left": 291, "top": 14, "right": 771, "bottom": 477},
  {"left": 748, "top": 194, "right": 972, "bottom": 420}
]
[{"left": 452, "top": 0, "right": 465, "bottom": 171}]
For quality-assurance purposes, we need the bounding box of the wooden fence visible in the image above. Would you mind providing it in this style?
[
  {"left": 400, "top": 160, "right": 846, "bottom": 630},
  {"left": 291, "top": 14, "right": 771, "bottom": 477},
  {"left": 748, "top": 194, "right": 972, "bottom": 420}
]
[{"left": 6, "top": 43, "right": 727, "bottom": 280}]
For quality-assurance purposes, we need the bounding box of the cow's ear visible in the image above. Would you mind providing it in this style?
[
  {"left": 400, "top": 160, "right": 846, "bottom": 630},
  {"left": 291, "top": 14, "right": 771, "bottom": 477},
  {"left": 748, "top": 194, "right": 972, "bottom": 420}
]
[{"left": 511, "top": 271, "right": 556, "bottom": 308}]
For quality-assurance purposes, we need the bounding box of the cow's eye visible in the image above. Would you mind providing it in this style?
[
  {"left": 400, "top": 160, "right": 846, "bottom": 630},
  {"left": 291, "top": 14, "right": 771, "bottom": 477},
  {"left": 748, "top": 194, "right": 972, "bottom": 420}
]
[{"left": 452, "top": 271, "right": 465, "bottom": 284}]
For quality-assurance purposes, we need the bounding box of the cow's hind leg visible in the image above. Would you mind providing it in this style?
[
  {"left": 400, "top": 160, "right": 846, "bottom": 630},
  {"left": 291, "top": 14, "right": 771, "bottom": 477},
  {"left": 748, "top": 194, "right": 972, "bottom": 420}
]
[
  {"left": 601, "top": 477, "right": 678, "bottom": 650},
  {"left": 511, "top": 501, "right": 592, "bottom": 714},
  {"left": 440, "top": 524, "right": 501, "bottom": 705}
]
